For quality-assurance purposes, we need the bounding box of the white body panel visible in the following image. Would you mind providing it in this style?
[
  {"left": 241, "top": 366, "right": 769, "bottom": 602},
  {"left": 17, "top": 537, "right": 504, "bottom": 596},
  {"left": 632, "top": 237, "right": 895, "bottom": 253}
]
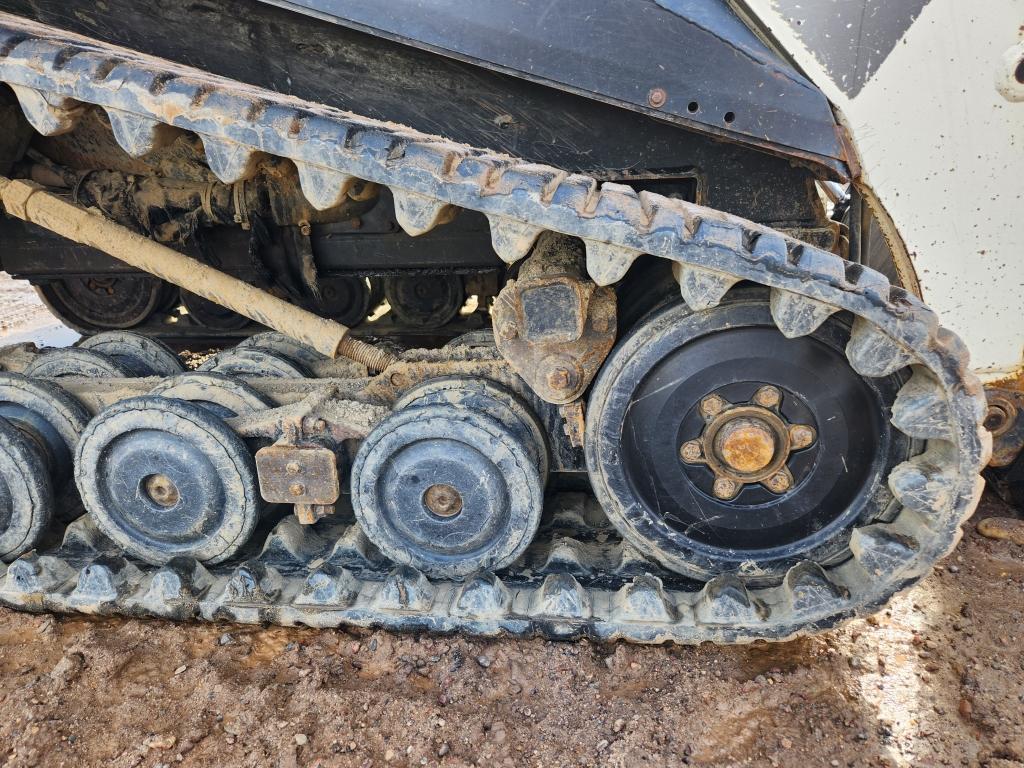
[{"left": 742, "top": 0, "right": 1024, "bottom": 379}]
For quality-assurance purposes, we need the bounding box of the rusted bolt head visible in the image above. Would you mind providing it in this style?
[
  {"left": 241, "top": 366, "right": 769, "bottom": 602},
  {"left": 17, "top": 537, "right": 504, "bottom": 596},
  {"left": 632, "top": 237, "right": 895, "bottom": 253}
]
[
  {"left": 712, "top": 477, "right": 738, "bottom": 500},
  {"left": 789, "top": 424, "right": 816, "bottom": 450},
  {"left": 285, "top": 462, "right": 301, "bottom": 475},
  {"left": 299, "top": 221, "right": 312, "bottom": 237},
  {"left": 289, "top": 482, "right": 306, "bottom": 497},
  {"left": 752, "top": 386, "right": 782, "bottom": 409},
  {"left": 700, "top": 394, "right": 727, "bottom": 418},
  {"left": 547, "top": 364, "right": 580, "bottom": 393},
  {"left": 497, "top": 321, "right": 519, "bottom": 341},
  {"left": 591, "top": 313, "right": 613, "bottom": 334},
  {"left": 714, "top": 418, "right": 776, "bottom": 474},
  {"left": 983, "top": 403, "right": 1012, "bottom": 435},
  {"left": 647, "top": 87, "right": 668, "bottom": 109},
  {"left": 423, "top": 483, "right": 463, "bottom": 518},
  {"left": 679, "top": 440, "right": 703, "bottom": 463},
  {"left": 143, "top": 474, "right": 179, "bottom": 508},
  {"left": 389, "top": 371, "right": 408, "bottom": 388},
  {"left": 765, "top": 472, "right": 791, "bottom": 494}
]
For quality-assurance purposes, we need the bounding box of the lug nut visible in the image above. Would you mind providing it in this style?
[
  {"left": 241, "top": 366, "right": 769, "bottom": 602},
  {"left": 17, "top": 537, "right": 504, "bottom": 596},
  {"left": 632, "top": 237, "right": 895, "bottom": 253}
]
[
  {"left": 285, "top": 462, "right": 301, "bottom": 475},
  {"left": 700, "top": 394, "right": 727, "bottom": 418},
  {"left": 289, "top": 482, "right": 306, "bottom": 497},
  {"left": 765, "top": 472, "right": 791, "bottom": 493},
  {"left": 546, "top": 364, "right": 580, "bottom": 393},
  {"left": 789, "top": 424, "right": 816, "bottom": 450},
  {"left": 679, "top": 440, "right": 703, "bottom": 463},
  {"left": 712, "top": 477, "right": 738, "bottom": 499},
  {"left": 753, "top": 386, "right": 781, "bottom": 409}
]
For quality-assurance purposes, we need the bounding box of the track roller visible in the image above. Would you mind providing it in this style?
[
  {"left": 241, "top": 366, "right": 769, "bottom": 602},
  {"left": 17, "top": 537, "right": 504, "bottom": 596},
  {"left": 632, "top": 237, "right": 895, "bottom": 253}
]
[
  {"left": 352, "top": 382, "right": 546, "bottom": 578},
  {"left": 74, "top": 396, "right": 262, "bottom": 565},
  {"left": 198, "top": 346, "right": 310, "bottom": 378},
  {"left": 384, "top": 275, "right": 464, "bottom": 329},
  {"left": 0, "top": 419, "right": 54, "bottom": 561},
  {"left": 77, "top": 331, "right": 185, "bottom": 377},
  {"left": 35, "top": 276, "right": 172, "bottom": 332},
  {"left": 148, "top": 372, "right": 273, "bottom": 418},
  {"left": 23, "top": 347, "right": 133, "bottom": 378}
]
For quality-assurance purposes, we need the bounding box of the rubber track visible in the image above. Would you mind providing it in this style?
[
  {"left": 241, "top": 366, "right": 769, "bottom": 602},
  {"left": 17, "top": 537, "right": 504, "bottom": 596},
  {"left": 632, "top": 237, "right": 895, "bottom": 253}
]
[{"left": 0, "top": 14, "right": 991, "bottom": 642}]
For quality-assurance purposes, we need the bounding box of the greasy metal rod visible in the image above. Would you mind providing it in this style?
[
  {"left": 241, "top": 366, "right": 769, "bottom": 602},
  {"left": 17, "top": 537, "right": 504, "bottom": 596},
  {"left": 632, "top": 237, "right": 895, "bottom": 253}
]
[{"left": 0, "top": 177, "right": 397, "bottom": 371}]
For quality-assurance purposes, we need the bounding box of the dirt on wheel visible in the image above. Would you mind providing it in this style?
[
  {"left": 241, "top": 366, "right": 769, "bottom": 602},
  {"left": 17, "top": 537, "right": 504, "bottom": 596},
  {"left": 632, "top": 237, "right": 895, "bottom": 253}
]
[{"left": 1, "top": 494, "right": 1022, "bottom": 768}]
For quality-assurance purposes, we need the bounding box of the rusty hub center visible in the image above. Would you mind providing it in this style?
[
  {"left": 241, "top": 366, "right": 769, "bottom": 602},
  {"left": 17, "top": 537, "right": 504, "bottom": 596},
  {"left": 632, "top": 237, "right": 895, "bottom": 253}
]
[
  {"left": 679, "top": 386, "right": 817, "bottom": 500},
  {"left": 142, "top": 473, "right": 180, "bottom": 508},
  {"left": 423, "top": 483, "right": 464, "bottom": 518}
]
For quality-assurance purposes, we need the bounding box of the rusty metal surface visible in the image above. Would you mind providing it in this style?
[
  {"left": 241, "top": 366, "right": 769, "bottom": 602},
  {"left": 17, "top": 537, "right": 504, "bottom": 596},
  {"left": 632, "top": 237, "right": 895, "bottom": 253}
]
[{"left": 984, "top": 388, "right": 1024, "bottom": 467}]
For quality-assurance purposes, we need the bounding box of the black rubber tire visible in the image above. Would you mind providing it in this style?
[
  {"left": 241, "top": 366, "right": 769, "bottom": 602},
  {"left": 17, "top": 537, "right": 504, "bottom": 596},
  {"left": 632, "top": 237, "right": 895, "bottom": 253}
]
[
  {"left": 77, "top": 331, "right": 185, "bottom": 377},
  {"left": 351, "top": 403, "right": 543, "bottom": 579},
  {"left": 181, "top": 291, "right": 252, "bottom": 330},
  {"left": 384, "top": 275, "right": 464, "bottom": 329},
  {"left": 585, "top": 294, "right": 913, "bottom": 583},
  {"left": 237, "top": 332, "right": 327, "bottom": 368},
  {"left": 314, "top": 276, "right": 371, "bottom": 327},
  {"left": 148, "top": 372, "right": 273, "bottom": 419},
  {"left": 0, "top": 372, "right": 91, "bottom": 490},
  {"left": 22, "top": 348, "right": 133, "bottom": 378},
  {"left": 74, "top": 396, "right": 262, "bottom": 565},
  {"left": 35, "top": 276, "right": 166, "bottom": 332},
  {"left": 197, "top": 347, "right": 310, "bottom": 379},
  {"left": 0, "top": 418, "right": 55, "bottom": 562}
]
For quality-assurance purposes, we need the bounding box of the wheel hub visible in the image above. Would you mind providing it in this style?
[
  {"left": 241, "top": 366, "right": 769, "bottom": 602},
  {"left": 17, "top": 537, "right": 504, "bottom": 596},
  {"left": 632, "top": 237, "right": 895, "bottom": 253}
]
[
  {"left": 681, "top": 386, "right": 817, "bottom": 499},
  {"left": 423, "top": 483, "right": 463, "bottom": 518}
]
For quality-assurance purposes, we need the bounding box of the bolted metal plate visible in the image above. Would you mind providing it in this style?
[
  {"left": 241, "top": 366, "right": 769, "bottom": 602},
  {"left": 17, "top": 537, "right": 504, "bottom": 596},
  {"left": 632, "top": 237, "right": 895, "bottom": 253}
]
[{"left": 256, "top": 444, "right": 340, "bottom": 506}]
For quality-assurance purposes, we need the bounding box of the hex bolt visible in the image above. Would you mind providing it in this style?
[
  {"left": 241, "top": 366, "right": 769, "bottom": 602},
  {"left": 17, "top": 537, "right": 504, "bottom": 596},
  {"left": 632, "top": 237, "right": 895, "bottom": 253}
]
[
  {"left": 700, "top": 394, "right": 727, "bottom": 418},
  {"left": 753, "top": 386, "right": 781, "bottom": 409},
  {"left": 647, "top": 87, "right": 668, "bottom": 108},
  {"left": 285, "top": 462, "right": 301, "bottom": 476},
  {"left": 289, "top": 482, "right": 306, "bottom": 497},
  {"left": 712, "top": 477, "right": 738, "bottom": 499},
  {"left": 789, "top": 424, "right": 816, "bottom": 450},
  {"left": 765, "top": 472, "right": 791, "bottom": 493},
  {"left": 679, "top": 440, "right": 703, "bottom": 463},
  {"left": 547, "top": 365, "right": 579, "bottom": 393}
]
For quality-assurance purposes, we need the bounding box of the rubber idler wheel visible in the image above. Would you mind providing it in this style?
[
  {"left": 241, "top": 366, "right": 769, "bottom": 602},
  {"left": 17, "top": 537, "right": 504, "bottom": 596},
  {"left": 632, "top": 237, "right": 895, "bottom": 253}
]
[
  {"left": 0, "top": 373, "right": 91, "bottom": 491},
  {"left": 148, "top": 372, "right": 273, "bottom": 419},
  {"left": 74, "top": 396, "right": 262, "bottom": 565},
  {"left": 198, "top": 347, "right": 310, "bottom": 378},
  {"left": 77, "top": 331, "right": 185, "bottom": 377},
  {"left": 23, "top": 347, "right": 133, "bottom": 378},
  {"left": 351, "top": 402, "right": 544, "bottom": 579},
  {"left": 237, "top": 332, "right": 327, "bottom": 368},
  {"left": 0, "top": 418, "right": 55, "bottom": 561}
]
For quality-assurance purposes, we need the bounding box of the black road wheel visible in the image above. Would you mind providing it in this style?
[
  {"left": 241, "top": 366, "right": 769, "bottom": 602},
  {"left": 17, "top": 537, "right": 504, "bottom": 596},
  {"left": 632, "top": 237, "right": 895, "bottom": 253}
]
[
  {"left": 198, "top": 347, "right": 309, "bottom": 378},
  {"left": 384, "top": 275, "right": 464, "bottom": 329},
  {"left": 586, "top": 293, "right": 915, "bottom": 583},
  {"left": 352, "top": 402, "right": 544, "bottom": 578},
  {"left": 148, "top": 372, "right": 273, "bottom": 419},
  {"left": 315, "top": 276, "right": 371, "bottom": 327},
  {"left": 181, "top": 291, "right": 252, "bottom": 330},
  {"left": 74, "top": 396, "right": 262, "bottom": 565},
  {"left": 35, "top": 276, "right": 167, "bottom": 331},
  {"left": 77, "top": 331, "right": 185, "bottom": 377},
  {"left": 0, "top": 418, "right": 54, "bottom": 561},
  {"left": 23, "top": 348, "right": 133, "bottom": 378},
  {"left": 237, "top": 331, "right": 327, "bottom": 368}
]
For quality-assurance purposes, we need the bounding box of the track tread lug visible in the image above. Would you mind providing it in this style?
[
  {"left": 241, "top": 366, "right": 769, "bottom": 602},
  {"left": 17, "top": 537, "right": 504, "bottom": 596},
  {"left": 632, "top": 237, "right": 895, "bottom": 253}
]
[
  {"left": 584, "top": 240, "right": 642, "bottom": 286},
  {"left": 888, "top": 446, "right": 959, "bottom": 514},
  {"left": 783, "top": 562, "right": 850, "bottom": 614},
  {"left": 849, "top": 525, "right": 920, "bottom": 580},
  {"left": 200, "top": 136, "right": 259, "bottom": 183},
  {"left": 611, "top": 574, "right": 677, "bottom": 624},
  {"left": 294, "top": 161, "right": 357, "bottom": 211},
  {"left": 769, "top": 288, "right": 839, "bottom": 339},
  {"left": 224, "top": 561, "right": 282, "bottom": 603},
  {"left": 295, "top": 563, "right": 359, "bottom": 607},
  {"left": 487, "top": 215, "right": 544, "bottom": 263},
  {"left": 530, "top": 573, "right": 592, "bottom": 619},
  {"left": 10, "top": 83, "right": 82, "bottom": 135},
  {"left": 1, "top": 554, "right": 74, "bottom": 596},
  {"left": 452, "top": 572, "right": 512, "bottom": 619},
  {"left": 695, "top": 574, "right": 768, "bottom": 625},
  {"left": 374, "top": 565, "right": 435, "bottom": 612},
  {"left": 69, "top": 556, "right": 143, "bottom": 606},
  {"left": 672, "top": 262, "right": 741, "bottom": 311},
  {"left": 847, "top": 316, "right": 914, "bottom": 377},
  {"left": 891, "top": 367, "right": 954, "bottom": 441},
  {"left": 392, "top": 188, "right": 457, "bottom": 236},
  {"left": 105, "top": 107, "right": 176, "bottom": 157}
]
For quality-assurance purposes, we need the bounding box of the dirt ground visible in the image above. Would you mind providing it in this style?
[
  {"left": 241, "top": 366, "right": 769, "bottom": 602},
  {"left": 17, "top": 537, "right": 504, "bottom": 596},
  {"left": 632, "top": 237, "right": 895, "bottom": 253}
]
[{"left": 1, "top": 273, "right": 1023, "bottom": 768}]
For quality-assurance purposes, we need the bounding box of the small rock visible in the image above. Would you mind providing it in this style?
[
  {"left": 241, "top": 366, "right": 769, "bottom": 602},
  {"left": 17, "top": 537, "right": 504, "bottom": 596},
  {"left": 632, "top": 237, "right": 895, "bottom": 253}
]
[
  {"left": 438, "top": 743, "right": 450, "bottom": 757},
  {"left": 143, "top": 734, "right": 177, "bottom": 751},
  {"left": 173, "top": 664, "right": 187, "bottom": 676},
  {"left": 977, "top": 516, "right": 1024, "bottom": 546},
  {"left": 384, "top": 749, "right": 396, "bottom": 762},
  {"left": 49, "top": 652, "right": 86, "bottom": 688},
  {"left": 958, "top": 698, "right": 973, "bottom": 720},
  {"left": 780, "top": 737, "right": 793, "bottom": 749},
  {"left": 476, "top": 655, "right": 492, "bottom": 669},
  {"left": 596, "top": 739, "right": 609, "bottom": 752},
  {"left": 218, "top": 633, "right": 235, "bottom": 646},
  {"left": 294, "top": 734, "right": 308, "bottom": 746},
  {"left": 612, "top": 718, "right": 626, "bottom": 733}
]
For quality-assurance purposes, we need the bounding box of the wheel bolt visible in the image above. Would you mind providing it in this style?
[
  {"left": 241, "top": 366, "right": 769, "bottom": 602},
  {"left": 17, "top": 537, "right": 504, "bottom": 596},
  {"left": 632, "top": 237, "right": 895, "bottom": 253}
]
[
  {"left": 289, "top": 482, "right": 306, "bottom": 497},
  {"left": 789, "top": 424, "right": 816, "bottom": 450},
  {"left": 753, "top": 386, "right": 781, "bottom": 408},
  {"left": 765, "top": 472, "right": 791, "bottom": 493},
  {"left": 700, "top": 394, "right": 727, "bottom": 418},
  {"left": 679, "top": 440, "right": 703, "bottom": 463},
  {"left": 712, "top": 477, "right": 738, "bottom": 499}
]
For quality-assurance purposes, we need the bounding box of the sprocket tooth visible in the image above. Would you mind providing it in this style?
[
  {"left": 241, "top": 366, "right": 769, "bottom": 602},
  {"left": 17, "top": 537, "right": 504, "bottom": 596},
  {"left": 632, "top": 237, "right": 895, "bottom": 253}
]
[
  {"left": 373, "top": 565, "right": 435, "bottom": 612},
  {"left": 891, "top": 367, "right": 954, "bottom": 441},
  {"left": 452, "top": 572, "right": 512, "bottom": 619},
  {"left": 104, "top": 108, "right": 177, "bottom": 157},
  {"left": 143, "top": 557, "right": 212, "bottom": 608},
  {"left": 201, "top": 136, "right": 259, "bottom": 183},
  {"left": 846, "top": 316, "right": 913, "bottom": 377},
  {"left": 769, "top": 288, "right": 839, "bottom": 338},
  {"left": 10, "top": 84, "right": 83, "bottom": 135},
  {"left": 225, "top": 561, "right": 282, "bottom": 603},
  {"left": 888, "top": 445, "right": 959, "bottom": 514},
  {"left": 392, "top": 188, "right": 457, "bottom": 236},
  {"left": 295, "top": 564, "right": 359, "bottom": 607},
  {"left": 695, "top": 575, "right": 768, "bottom": 625},
  {"left": 324, "top": 524, "right": 385, "bottom": 569},
  {"left": 260, "top": 516, "right": 327, "bottom": 566},
  {"left": 69, "top": 557, "right": 142, "bottom": 608},
  {"left": 1, "top": 554, "right": 74, "bottom": 596},
  {"left": 530, "top": 573, "right": 592, "bottom": 619},
  {"left": 584, "top": 240, "right": 642, "bottom": 286},
  {"left": 294, "top": 161, "right": 357, "bottom": 211},
  {"left": 849, "top": 525, "right": 920, "bottom": 580},
  {"left": 486, "top": 215, "right": 544, "bottom": 263},
  {"left": 672, "top": 262, "right": 741, "bottom": 311},
  {"left": 611, "top": 574, "right": 677, "bottom": 624},
  {"left": 783, "top": 562, "right": 849, "bottom": 614}
]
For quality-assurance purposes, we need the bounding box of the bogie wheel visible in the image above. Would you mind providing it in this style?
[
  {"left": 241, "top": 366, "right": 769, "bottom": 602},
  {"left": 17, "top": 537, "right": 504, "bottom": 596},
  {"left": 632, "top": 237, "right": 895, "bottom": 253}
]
[
  {"left": 198, "top": 347, "right": 310, "bottom": 379},
  {"left": 0, "top": 418, "right": 54, "bottom": 561},
  {"left": 315, "top": 276, "right": 372, "bottom": 327},
  {"left": 586, "top": 291, "right": 916, "bottom": 584},
  {"left": 148, "top": 372, "right": 273, "bottom": 419},
  {"left": 351, "top": 402, "right": 544, "bottom": 578},
  {"left": 74, "top": 396, "right": 262, "bottom": 565},
  {"left": 22, "top": 348, "right": 133, "bottom": 378},
  {"left": 180, "top": 291, "right": 252, "bottom": 331},
  {"left": 77, "top": 331, "right": 185, "bottom": 377},
  {"left": 384, "top": 275, "right": 464, "bottom": 329},
  {"left": 237, "top": 331, "right": 327, "bottom": 368},
  {"left": 35, "top": 276, "right": 168, "bottom": 331}
]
